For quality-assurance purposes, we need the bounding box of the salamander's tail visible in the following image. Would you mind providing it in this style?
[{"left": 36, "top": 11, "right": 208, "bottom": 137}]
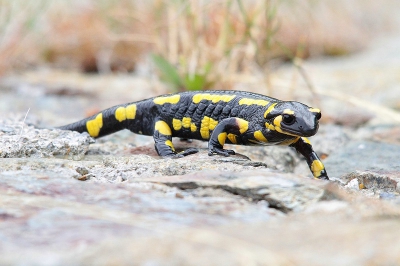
[{"left": 58, "top": 105, "right": 130, "bottom": 138}]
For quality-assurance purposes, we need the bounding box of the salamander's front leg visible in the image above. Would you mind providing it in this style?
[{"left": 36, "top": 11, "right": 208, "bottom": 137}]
[
  {"left": 290, "top": 137, "right": 329, "bottom": 180},
  {"left": 153, "top": 120, "right": 198, "bottom": 158},
  {"left": 208, "top": 117, "right": 248, "bottom": 156}
]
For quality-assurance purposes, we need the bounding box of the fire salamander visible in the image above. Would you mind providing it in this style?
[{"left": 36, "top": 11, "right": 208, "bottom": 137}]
[{"left": 59, "top": 90, "right": 329, "bottom": 180}]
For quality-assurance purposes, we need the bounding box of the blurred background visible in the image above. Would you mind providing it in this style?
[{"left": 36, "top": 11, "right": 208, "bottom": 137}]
[
  {"left": 2, "top": 2, "right": 400, "bottom": 264},
  {"left": 0, "top": 0, "right": 400, "bottom": 126}
]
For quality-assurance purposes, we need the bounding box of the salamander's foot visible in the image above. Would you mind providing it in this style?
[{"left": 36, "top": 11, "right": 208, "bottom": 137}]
[
  {"left": 208, "top": 147, "right": 235, "bottom": 157},
  {"left": 172, "top": 148, "right": 199, "bottom": 158},
  {"left": 316, "top": 170, "right": 329, "bottom": 180}
]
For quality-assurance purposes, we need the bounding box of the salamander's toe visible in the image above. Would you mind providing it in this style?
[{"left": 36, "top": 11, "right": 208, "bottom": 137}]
[
  {"left": 172, "top": 148, "right": 199, "bottom": 158},
  {"left": 208, "top": 147, "right": 235, "bottom": 157}
]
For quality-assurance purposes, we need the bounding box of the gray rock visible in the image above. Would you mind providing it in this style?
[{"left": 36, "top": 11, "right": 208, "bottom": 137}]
[
  {"left": 0, "top": 119, "right": 92, "bottom": 160},
  {"left": 325, "top": 140, "right": 400, "bottom": 200},
  {"left": 324, "top": 141, "right": 400, "bottom": 179},
  {"left": 139, "top": 170, "right": 328, "bottom": 212}
]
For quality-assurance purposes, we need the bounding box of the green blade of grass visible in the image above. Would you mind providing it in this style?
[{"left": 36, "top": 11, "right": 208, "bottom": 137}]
[{"left": 151, "top": 53, "right": 184, "bottom": 91}]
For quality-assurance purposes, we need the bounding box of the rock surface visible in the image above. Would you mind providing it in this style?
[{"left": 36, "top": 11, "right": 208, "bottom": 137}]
[
  {"left": 1, "top": 118, "right": 400, "bottom": 265},
  {"left": 324, "top": 140, "right": 400, "bottom": 201},
  {"left": 0, "top": 119, "right": 92, "bottom": 159}
]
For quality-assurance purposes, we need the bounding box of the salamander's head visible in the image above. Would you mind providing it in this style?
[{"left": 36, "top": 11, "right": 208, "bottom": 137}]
[{"left": 264, "top": 101, "right": 322, "bottom": 137}]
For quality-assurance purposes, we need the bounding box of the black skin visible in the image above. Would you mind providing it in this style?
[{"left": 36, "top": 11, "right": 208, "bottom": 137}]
[{"left": 58, "top": 90, "right": 329, "bottom": 180}]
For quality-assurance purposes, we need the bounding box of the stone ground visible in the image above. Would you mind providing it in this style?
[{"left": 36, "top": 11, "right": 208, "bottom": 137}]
[{"left": 1, "top": 35, "right": 400, "bottom": 265}]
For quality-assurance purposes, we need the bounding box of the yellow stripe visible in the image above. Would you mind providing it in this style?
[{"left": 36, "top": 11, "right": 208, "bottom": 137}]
[
  {"left": 302, "top": 137, "right": 311, "bottom": 145},
  {"left": 283, "top": 109, "right": 295, "bottom": 115},
  {"left": 309, "top": 108, "right": 321, "bottom": 113},
  {"left": 238, "top": 98, "right": 269, "bottom": 106},
  {"left": 192, "top": 94, "right": 236, "bottom": 104},
  {"left": 264, "top": 103, "right": 277, "bottom": 118},
  {"left": 254, "top": 130, "right": 268, "bottom": 142},
  {"left": 86, "top": 113, "right": 103, "bottom": 137},
  {"left": 153, "top": 95, "right": 180, "bottom": 105},
  {"left": 155, "top": 121, "right": 172, "bottom": 136},
  {"left": 165, "top": 140, "right": 175, "bottom": 151},
  {"left": 278, "top": 137, "right": 300, "bottom": 146}
]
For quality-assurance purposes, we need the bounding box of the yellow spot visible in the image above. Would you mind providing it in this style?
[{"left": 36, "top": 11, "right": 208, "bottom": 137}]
[
  {"left": 311, "top": 160, "right": 325, "bottom": 178},
  {"left": 302, "top": 137, "right": 311, "bottom": 145},
  {"left": 236, "top": 119, "right": 248, "bottom": 134},
  {"left": 200, "top": 116, "right": 218, "bottom": 139},
  {"left": 192, "top": 94, "right": 236, "bottom": 104},
  {"left": 359, "top": 183, "right": 365, "bottom": 189},
  {"left": 172, "top": 118, "right": 182, "bottom": 131},
  {"left": 227, "top": 133, "right": 237, "bottom": 144},
  {"left": 309, "top": 108, "right": 321, "bottom": 113},
  {"left": 155, "top": 121, "right": 172, "bottom": 136},
  {"left": 125, "top": 104, "right": 137, "bottom": 119},
  {"left": 115, "top": 104, "right": 137, "bottom": 122},
  {"left": 238, "top": 98, "right": 269, "bottom": 106},
  {"left": 200, "top": 116, "right": 210, "bottom": 139},
  {"left": 115, "top": 107, "right": 126, "bottom": 122},
  {"left": 283, "top": 109, "right": 295, "bottom": 115},
  {"left": 273, "top": 115, "right": 283, "bottom": 133},
  {"left": 265, "top": 122, "right": 275, "bottom": 131},
  {"left": 218, "top": 132, "right": 227, "bottom": 145},
  {"left": 254, "top": 130, "right": 268, "bottom": 142},
  {"left": 264, "top": 103, "right": 278, "bottom": 118},
  {"left": 86, "top": 113, "right": 103, "bottom": 137},
  {"left": 190, "top": 123, "right": 197, "bottom": 132},
  {"left": 153, "top": 95, "right": 180, "bottom": 105},
  {"left": 182, "top": 117, "right": 191, "bottom": 128},
  {"left": 209, "top": 117, "right": 218, "bottom": 130},
  {"left": 165, "top": 140, "right": 175, "bottom": 151}
]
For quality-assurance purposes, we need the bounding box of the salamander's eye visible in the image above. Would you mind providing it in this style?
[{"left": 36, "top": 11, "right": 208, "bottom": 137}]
[
  {"left": 282, "top": 114, "right": 295, "bottom": 125},
  {"left": 315, "top": 112, "right": 321, "bottom": 120}
]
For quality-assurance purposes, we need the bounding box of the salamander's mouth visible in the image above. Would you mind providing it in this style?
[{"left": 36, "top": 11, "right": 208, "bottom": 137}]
[{"left": 280, "top": 123, "right": 319, "bottom": 137}]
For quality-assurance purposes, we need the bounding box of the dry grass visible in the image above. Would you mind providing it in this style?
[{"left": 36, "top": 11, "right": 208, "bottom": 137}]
[{"left": 0, "top": 0, "right": 397, "bottom": 92}]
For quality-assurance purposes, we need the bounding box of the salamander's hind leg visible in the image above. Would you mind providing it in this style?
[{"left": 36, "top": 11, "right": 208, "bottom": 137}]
[
  {"left": 153, "top": 120, "right": 198, "bottom": 158},
  {"left": 208, "top": 117, "right": 249, "bottom": 157},
  {"left": 290, "top": 137, "right": 329, "bottom": 180}
]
